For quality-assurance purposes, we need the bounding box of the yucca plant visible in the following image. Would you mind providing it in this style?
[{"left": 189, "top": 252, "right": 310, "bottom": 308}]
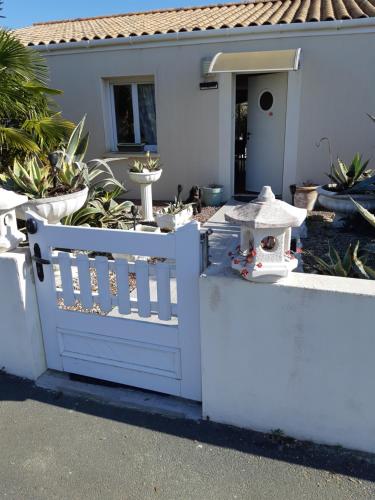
[{"left": 305, "top": 241, "right": 375, "bottom": 280}]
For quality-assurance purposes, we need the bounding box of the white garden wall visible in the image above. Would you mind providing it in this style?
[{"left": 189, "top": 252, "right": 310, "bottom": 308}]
[
  {"left": 0, "top": 249, "right": 46, "bottom": 380},
  {"left": 200, "top": 271, "right": 375, "bottom": 454}
]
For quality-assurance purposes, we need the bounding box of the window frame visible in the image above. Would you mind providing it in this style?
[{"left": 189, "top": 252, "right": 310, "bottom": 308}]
[{"left": 109, "top": 81, "right": 157, "bottom": 152}]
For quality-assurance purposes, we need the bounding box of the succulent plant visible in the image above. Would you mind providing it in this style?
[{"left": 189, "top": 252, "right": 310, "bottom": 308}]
[
  {"left": 317, "top": 138, "right": 375, "bottom": 193},
  {"left": 162, "top": 185, "right": 192, "bottom": 215},
  {"left": 305, "top": 241, "right": 375, "bottom": 279},
  {"left": 327, "top": 154, "right": 373, "bottom": 192},
  {"left": 0, "top": 116, "right": 124, "bottom": 199},
  {"left": 62, "top": 186, "right": 133, "bottom": 229},
  {"left": 351, "top": 198, "right": 375, "bottom": 229},
  {"left": 130, "top": 151, "right": 161, "bottom": 173}
]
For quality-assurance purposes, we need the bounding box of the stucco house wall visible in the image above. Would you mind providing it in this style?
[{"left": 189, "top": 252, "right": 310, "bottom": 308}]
[{"left": 39, "top": 23, "right": 375, "bottom": 200}]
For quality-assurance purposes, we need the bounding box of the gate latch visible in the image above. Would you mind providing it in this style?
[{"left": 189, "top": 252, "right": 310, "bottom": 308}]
[{"left": 32, "top": 243, "right": 50, "bottom": 282}]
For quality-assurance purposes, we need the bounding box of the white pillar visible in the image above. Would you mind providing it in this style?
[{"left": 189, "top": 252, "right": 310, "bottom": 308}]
[
  {"left": 140, "top": 183, "right": 154, "bottom": 221},
  {"left": 0, "top": 249, "right": 46, "bottom": 379}
]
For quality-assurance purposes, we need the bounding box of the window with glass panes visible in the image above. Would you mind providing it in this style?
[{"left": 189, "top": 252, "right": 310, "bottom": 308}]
[{"left": 111, "top": 83, "right": 157, "bottom": 152}]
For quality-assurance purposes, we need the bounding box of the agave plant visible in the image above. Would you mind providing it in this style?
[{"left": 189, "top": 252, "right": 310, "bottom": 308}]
[
  {"left": 62, "top": 186, "right": 133, "bottom": 229},
  {"left": 1, "top": 116, "right": 124, "bottom": 199},
  {"left": 305, "top": 241, "right": 375, "bottom": 279},
  {"left": 327, "top": 154, "right": 373, "bottom": 192},
  {"left": 161, "top": 185, "right": 192, "bottom": 215},
  {"left": 351, "top": 198, "right": 375, "bottom": 229},
  {"left": 317, "top": 138, "right": 375, "bottom": 193},
  {"left": 1, "top": 155, "right": 54, "bottom": 198},
  {"left": 130, "top": 151, "right": 162, "bottom": 173}
]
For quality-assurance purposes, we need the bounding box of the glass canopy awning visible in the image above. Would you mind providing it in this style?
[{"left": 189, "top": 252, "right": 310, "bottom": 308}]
[{"left": 207, "top": 48, "right": 301, "bottom": 74}]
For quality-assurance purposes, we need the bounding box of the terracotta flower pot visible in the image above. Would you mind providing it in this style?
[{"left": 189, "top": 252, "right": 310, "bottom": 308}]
[{"left": 293, "top": 185, "right": 318, "bottom": 211}]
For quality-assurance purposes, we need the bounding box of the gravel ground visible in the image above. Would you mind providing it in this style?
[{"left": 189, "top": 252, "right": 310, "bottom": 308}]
[{"left": 301, "top": 210, "right": 375, "bottom": 274}]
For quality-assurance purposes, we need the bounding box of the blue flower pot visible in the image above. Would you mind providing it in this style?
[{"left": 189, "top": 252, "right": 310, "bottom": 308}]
[{"left": 201, "top": 185, "right": 223, "bottom": 207}]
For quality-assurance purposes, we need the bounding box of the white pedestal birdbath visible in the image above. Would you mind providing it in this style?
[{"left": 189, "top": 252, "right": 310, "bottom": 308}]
[
  {"left": 0, "top": 188, "right": 28, "bottom": 252},
  {"left": 225, "top": 186, "right": 307, "bottom": 283},
  {"left": 128, "top": 170, "right": 162, "bottom": 222}
]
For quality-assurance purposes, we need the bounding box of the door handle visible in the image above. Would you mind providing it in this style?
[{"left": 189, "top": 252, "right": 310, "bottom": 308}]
[{"left": 32, "top": 243, "right": 51, "bottom": 282}]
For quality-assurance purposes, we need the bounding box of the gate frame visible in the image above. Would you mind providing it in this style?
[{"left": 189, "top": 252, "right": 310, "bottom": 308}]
[{"left": 27, "top": 213, "right": 202, "bottom": 401}]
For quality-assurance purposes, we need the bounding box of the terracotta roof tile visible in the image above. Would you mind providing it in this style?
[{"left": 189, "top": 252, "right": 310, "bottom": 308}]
[{"left": 14, "top": 0, "right": 375, "bottom": 47}]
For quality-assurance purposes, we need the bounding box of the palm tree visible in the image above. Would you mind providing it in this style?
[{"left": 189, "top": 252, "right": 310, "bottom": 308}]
[{"left": 0, "top": 28, "right": 73, "bottom": 169}]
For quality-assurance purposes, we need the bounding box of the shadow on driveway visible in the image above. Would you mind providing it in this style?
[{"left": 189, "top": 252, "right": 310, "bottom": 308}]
[{"left": 1, "top": 371, "right": 374, "bottom": 484}]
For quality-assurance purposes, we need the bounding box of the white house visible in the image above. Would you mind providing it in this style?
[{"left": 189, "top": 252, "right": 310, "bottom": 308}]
[{"left": 15, "top": 0, "right": 375, "bottom": 202}]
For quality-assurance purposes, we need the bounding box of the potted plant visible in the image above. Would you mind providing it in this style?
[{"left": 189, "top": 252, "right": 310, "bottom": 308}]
[
  {"left": 156, "top": 185, "right": 193, "bottom": 231},
  {"left": 291, "top": 182, "right": 319, "bottom": 211},
  {"left": 0, "top": 117, "right": 122, "bottom": 224},
  {"left": 316, "top": 139, "right": 375, "bottom": 216},
  {"left": 317, "top": 154, "right": 375, "bottom": 215},
  {"left": 127, "top": 152, "right": 162, "bottom": 221},
  {"left": 201, "top": 184, "right": 223, "bottom": 207}
]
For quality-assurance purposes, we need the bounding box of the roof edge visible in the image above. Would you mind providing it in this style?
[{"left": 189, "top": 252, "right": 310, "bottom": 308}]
[{"left": 28, "top": 17, "right": 375, "bottom": 53}]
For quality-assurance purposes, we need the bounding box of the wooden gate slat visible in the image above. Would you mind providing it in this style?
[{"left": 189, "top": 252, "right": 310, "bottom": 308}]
[
  {"left": 156, "top": 262, "right": 172, "bottom": 321},
  {"left": 58, "top": 252, "right": 75, "bottom": 306},
  {"left": 115, "top": 258, "right": 131, "bottom": 315},
  {"left": 95, "top": 256, "right": 112, "bottom": 313},
  {"left": 135, "top": 260, "right": 151, "bottom": 318},
  {"left": 76, "top": 254, "right": 93, "bottom": 309}
]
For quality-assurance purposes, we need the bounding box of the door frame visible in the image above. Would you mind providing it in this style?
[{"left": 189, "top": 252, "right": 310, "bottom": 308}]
[{"left": 218, "top": 68, "right": 302, "bottom": 203}]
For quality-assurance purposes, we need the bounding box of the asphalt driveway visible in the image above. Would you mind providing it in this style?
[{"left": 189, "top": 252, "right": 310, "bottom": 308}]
[{"left": 0, "top": 373, "right": 374, "bottom": 500}]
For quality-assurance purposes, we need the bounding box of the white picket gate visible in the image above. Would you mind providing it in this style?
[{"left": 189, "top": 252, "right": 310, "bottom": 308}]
[{"left": 27, "top": 216, "right": 202, "bottom": 401}]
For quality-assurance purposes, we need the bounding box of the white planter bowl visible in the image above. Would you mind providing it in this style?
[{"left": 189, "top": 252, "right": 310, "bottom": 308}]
[
  {"left": 317, "top": 185, "right": 375, "bottom": 215},
  {"left": 128, "top": 169, "right": 162, "bottom": 185},
  {"left": 16, "top": 187, "right": 89, "bottom": 224},
  {"left": 156, "top": 206, "right": 193, "bottom": 231}
]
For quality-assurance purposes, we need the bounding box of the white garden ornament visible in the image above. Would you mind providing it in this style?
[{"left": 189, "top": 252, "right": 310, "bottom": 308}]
[
  {"left": 0, "top": 188, "right": 28, "bottom": 252},
  {"left": 225, "top": 186, "right": 307, "bottom": 283}
]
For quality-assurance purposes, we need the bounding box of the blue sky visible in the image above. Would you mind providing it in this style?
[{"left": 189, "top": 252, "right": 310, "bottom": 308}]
[{"left": 1, "top": 0, "right": 221, "bottom": 28}]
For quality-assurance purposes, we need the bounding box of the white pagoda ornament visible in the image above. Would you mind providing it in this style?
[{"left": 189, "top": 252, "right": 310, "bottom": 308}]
[
  {"left": 225, "top": 186, "right": 307, "bottom": 283},
  {"left": 0, "top": 188, "right": 28, "bottom": 253}
]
